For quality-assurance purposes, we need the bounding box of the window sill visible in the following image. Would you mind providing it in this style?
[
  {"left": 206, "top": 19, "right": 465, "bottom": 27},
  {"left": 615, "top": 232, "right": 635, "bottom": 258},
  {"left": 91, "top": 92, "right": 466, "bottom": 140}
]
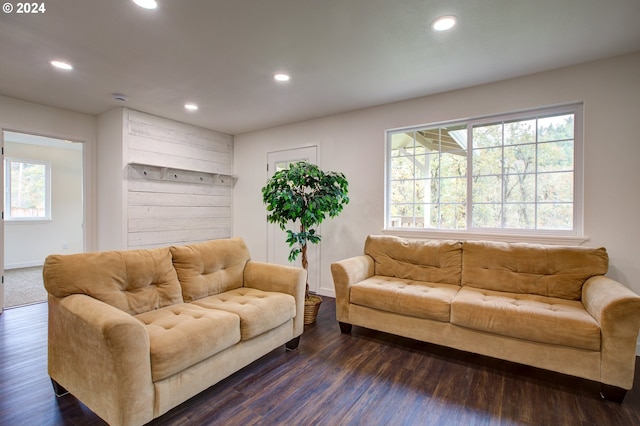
[
  {"left": 382, "top": 228, "right": 589, "bottom": 246},
  {"left": 5, "top": 219, "right": 52, "bottom": 224}
]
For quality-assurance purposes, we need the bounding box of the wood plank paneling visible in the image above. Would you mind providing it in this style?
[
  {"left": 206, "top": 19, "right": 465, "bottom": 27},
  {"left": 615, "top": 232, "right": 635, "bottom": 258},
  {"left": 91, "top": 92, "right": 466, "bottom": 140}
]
[
  {"left": 125, "top": 110, "right": 233, "bottom": 249},
  {"left": 128, "top": 228, "right": 231, "bottom": 248},
  {"left": 128, "top": 148, "right": 230, "bottom": 175},
  {"left": 127, "top": 110, "right": 231, "bottom": 152},
  {"left": 128, "top": 192, "right": 231, "bottom": 208},
  {"left": 128, "top": 206, "right": 230, "bottom": 219}
]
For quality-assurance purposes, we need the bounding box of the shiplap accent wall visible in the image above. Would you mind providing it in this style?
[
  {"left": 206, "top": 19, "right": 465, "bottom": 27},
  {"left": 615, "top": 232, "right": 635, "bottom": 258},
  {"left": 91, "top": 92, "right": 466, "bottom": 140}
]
[{"left": 125, "top": 109, "right": 233, "bottom": 249}]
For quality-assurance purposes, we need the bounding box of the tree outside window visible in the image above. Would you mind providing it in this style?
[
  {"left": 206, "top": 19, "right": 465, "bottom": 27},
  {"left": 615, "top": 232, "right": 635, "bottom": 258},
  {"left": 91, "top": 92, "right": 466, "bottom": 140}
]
[
  {"left": 5, "top": 158, "right": 51, "bottom": 220},
  {"left": 386, "top": 104, "right": 582, "bottom": 236}
]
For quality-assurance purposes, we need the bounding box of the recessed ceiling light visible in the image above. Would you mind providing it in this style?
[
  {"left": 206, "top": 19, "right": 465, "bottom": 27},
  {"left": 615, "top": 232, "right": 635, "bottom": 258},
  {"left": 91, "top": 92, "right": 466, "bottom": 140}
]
[
  {"left": 133, "top": 0, "right": 158, "bottom": 9},
  {"left": 274, "top": 73, "right": 291, "bottom": 82},
  {"left": 431, "top": 15, "right": 457, "bottom": 31},
  {"left": 184, "top": 103, "right": 199, "bottom": 111},
  {"left": 50, "top": 60, "right": 73, "bottom": 70}
]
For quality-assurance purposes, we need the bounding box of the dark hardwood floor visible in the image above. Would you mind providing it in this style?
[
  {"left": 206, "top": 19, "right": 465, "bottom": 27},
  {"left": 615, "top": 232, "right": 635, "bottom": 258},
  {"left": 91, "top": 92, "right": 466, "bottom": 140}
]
[{"left": 1, "top": 299, "right": 639, "bottom": 425}]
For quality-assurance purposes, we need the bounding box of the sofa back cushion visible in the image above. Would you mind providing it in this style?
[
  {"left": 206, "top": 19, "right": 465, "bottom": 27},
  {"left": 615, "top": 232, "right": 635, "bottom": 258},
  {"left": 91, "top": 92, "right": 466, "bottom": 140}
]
[
  {"left": 364, "top": 235, "right": 462, "bottom": 285},
  {"left": 170, "top": 238, "right": 250, "bottom": 302},
  {"left": 43, "top": 247, "right": 183, "bottom": 315},
  {"left": 461, "top": 241, "right": 608, "bottom": 300}
]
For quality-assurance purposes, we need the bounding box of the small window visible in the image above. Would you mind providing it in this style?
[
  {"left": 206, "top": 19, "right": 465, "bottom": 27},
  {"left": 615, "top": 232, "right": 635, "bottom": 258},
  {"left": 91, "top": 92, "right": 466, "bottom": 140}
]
[
  {"left": 385, "top": 104, "right": 583, "bottom": 237},
  {"left": 4, "top": 157, "right": 51, "bottom": 221}
]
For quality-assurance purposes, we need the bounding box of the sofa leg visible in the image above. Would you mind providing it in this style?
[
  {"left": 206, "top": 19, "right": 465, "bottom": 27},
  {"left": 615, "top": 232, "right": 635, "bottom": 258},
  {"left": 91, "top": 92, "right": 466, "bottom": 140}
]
[
  {"left": 339, "top": 321, "right": 352, "bottom": 334},
  {"left": 51, "top": 379, "right": 69, "bottom": 397},
  {"left": 600, "top": 384, "right": 627, "bottom": 403},
  {"left": 285, "top": 336, "right": 300, "bottom": 351}
]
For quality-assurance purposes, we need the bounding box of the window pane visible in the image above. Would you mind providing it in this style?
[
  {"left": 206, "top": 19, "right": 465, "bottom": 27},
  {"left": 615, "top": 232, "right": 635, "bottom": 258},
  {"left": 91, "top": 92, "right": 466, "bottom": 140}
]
[
  {"left": 504, "top": 204, "right": 535, "bottom": 229},
  {"left": 440, "top": 177, "right": 466, "bottom": 203},
  {"left": 414, "top": 204, "right": 426, "bottom": 228},
  {"left": 504, "top": 144, "right": 535, "bottom": 174},
  {"left": 440, "top": 151, "right": 467, "bottom": 177},
  {"left": 473, "top": 147, "right": 502, "bottom": 176},
  {"left": 472, "top": 204, "right": 501, "bottom": 228},
  {"left": 473, "top": 123, "right": 503, "bottom": 148},
  {"left": 537, "top": 172, "right": 573, "bottom": 202},
  {"left": 439, "top": 203, "right": 466, "bottom": 229},
  {"left": 414, "top": 154, "right": 429, "bottom": 179},
  {"left": 391, "top": 179, "right": 414, "bottom": 204},
  {"left": 415, "top": 180, "right": 427, "bottom": 203},
  {"left": 425, "top": 178, "right": 439, "bottom": 204},
  {"left": 504, "top": 119, "right": 536, "bottom": 145},
  {"left": 418, "top": 126, "right": 466, "bottom": 152},
  {"left": 10, "top": 161, "right": 46, "bottom": 218},
  {"left": 391, "top": 156, "right": 414, "bottom": 178},
  {"left": 538, "top": 141, "right": 573, "bottom": 172},
  {"left": 472, "top": 176, "right": 502, "bottom": 203},
  {"left": 538, "top": 203, "right": 573, "bottom": 230},
  {"left": 390, "top": 132, "right": 415, "bottom": 156},
  {"left": 390, "top": 203, "right": 413, "bottom": 227},
  {"left": 538, "top": 114, "right": 574, "bottom": 142},
  {"left": 504, "top": 174, "right": 535, "bottom": 203}
]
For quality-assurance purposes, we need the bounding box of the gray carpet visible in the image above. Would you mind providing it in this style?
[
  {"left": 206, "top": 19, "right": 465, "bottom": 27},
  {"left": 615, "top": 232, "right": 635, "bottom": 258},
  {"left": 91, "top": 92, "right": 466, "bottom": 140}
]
[{"left": 4, "top": 266, "right": 46, "bottom": 308}]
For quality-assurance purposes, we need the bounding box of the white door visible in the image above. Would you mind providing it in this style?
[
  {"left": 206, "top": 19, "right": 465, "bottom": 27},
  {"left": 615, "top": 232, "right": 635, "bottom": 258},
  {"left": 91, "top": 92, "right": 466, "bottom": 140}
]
[{"left": 266, "top": 146, "right": 320, "bottom": 293}]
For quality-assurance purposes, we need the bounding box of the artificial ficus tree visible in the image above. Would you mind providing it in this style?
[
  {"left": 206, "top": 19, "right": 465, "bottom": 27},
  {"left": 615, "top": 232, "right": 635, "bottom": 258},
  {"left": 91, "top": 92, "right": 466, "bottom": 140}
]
[{"left": 261, "top": 161, "right": 349, "bottom": 299}]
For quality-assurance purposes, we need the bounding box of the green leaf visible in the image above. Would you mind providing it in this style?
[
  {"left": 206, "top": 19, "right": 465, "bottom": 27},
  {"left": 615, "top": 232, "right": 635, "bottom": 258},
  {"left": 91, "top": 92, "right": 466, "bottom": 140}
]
[{"left": 261, "top": 161, "right": 349, "bottom": 268}]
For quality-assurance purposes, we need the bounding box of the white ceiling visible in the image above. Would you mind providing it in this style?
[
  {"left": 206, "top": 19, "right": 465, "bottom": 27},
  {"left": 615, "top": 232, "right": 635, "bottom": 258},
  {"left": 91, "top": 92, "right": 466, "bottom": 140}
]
[{"left": 1, "top": 0, "right": 639, "bottom": 135}]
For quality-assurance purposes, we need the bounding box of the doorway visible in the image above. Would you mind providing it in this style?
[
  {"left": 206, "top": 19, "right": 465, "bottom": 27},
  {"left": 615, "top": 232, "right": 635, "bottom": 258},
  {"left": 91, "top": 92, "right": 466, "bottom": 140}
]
[
  {"left": 2, "top": 131, "right": 84, "bottom": 310},
  {"left": 266, "top": 146, "right": 320, "bottom": 293}
]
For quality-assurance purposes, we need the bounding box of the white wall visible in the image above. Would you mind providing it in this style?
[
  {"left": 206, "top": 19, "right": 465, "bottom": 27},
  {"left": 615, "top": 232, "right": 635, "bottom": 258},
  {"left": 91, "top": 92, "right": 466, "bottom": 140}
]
[
  {"left": 96, "top": 107, "right": 125, "bottom": 250},
  {"left": 0, "top": 95, "right": 95, "bottom": 313},
  {"left": 233, "top": 52, "right": 640, "bottom": 301},
  {"left": 0, "top": 95, "right": 97, "bottom": 252},
  {"left": 4, "top": 141, "right": 83, "bottom": 267}
]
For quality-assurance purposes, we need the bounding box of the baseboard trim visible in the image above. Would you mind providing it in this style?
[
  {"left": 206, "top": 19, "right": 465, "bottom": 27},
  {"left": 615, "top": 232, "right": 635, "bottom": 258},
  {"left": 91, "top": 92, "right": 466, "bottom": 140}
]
[{"left": 5, "top": 261, "right": 43, "bottom": 270}]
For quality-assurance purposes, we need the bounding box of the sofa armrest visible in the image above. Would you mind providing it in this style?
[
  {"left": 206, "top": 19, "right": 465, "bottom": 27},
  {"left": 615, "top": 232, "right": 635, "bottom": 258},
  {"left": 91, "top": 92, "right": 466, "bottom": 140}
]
[
  {"left": 48, "top": 294, "right": 155, "bottom": 426},
  {"left": 243, "top": 261, "right": 307, "bottom": 336},
  {"left": 582, "top": 276, "right": 640, "bottom": 389},
  {"left": 330, "top": 255, "right": 375, "bottom": 320}
]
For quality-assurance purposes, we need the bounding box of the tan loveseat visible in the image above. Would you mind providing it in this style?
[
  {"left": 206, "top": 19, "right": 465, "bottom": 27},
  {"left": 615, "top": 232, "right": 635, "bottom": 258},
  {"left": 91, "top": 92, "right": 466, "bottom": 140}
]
[
  {"left": 43, "top": 238, "right": 306, "bottom": 426},
  {"left": 331, "top": 235, "right": 640, "bottom": 402}
]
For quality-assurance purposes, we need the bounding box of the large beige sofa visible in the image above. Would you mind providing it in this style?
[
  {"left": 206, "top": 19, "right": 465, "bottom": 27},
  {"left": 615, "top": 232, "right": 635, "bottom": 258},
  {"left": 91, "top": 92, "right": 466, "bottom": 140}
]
[
  {"left": 331, "top": 235, "right": 640, "bottom": 402},
  {"left": 43, "top": 238, "right": 306, "bottom": 426}
]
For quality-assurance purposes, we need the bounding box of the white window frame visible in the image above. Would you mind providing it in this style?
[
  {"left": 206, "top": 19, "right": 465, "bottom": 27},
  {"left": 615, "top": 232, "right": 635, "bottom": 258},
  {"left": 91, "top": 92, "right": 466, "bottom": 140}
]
[
  {"left": 4, "top": 157, "right": 52, "bottom": 222},
  {"left": 384, "top": 104, "right": 585, "bottom": 245}
]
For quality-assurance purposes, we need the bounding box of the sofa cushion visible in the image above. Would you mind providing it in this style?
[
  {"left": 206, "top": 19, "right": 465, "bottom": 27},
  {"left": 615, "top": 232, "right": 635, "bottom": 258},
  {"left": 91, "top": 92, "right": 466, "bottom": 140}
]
[
  {"left": 451, "top": 287, "right": 601, "bottom": 351},
  {"left": 461, "top": 241, "right": 608, "bottom": 300},
  {"left": 171, "top": 238, "right": 251, "bottom": 302},
  {"left": 350, "top": 276, "right": 460, "bottom": 322},
  {"left": 44, "top": 247, "right": 183, "bottom": 315},
  {"left": 135, "top": 303, "right": 240, "bottom": 382},
  {"left": 192, "top": 288, "right": 296, "bottom": 340},
  {"left": 365, "top": 235, "right": 462, "bottom": 285}
]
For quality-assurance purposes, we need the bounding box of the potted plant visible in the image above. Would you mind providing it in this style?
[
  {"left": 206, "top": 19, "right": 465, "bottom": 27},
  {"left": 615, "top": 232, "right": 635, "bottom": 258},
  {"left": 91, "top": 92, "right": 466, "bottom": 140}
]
[{"left": 261, "top": 161, "right": 349, "bottom": 324}]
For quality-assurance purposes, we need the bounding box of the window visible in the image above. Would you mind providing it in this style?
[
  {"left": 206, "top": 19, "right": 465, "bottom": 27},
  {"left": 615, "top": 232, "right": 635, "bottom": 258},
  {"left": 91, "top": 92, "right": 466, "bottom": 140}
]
[
  {"left": 4, "top": 157, "right": 51, "bottom": 220},
  {"left": 386, "top": 104, "right": 583, "bottom": 237}
]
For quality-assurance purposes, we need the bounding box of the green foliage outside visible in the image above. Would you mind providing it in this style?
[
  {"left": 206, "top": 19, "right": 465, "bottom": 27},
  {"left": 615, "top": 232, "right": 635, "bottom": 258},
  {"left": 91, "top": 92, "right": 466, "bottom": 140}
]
[
  {"left": 9, "top": 161, "right": 46, "bottom": 218},
  {"left": 262, "top": 161, "right": 349, "bottom": 298}
]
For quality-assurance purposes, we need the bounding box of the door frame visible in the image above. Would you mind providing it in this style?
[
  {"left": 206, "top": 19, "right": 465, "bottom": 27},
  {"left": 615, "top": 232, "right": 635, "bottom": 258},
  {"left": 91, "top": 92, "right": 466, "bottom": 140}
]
[{"left": 1, "top": 128, "right": 87, "bottom": 312}]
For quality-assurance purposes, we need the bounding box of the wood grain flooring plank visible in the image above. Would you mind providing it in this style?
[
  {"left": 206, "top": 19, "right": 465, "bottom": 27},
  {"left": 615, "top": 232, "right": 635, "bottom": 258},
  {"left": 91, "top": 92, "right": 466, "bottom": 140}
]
[{"left": 2, "top": 300, "right": 640, "bottom": 425}]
